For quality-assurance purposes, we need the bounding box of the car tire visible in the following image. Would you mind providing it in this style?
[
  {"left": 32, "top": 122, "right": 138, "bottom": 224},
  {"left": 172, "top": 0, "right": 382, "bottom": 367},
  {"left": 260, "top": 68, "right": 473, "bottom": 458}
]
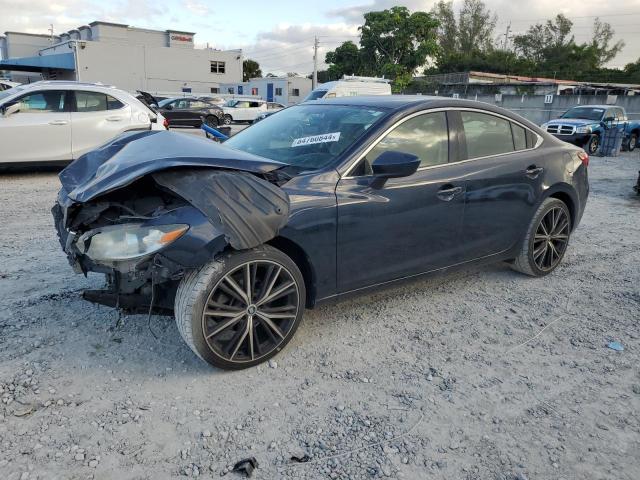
[
  {"left": 175, "top": 245, "right": 305, "bottom": 370},
  {"left": 627, "top": 133, "right": 638, "bottom": 152},
  {"left": 204, "top": 115, "right": 219, "bottom": 128},
  {"left": 585, "top": 135, "right": 599, "bottom": 155},
  {"left": 511, "top": 198, "right": 571, "bottom": 277},
  {"left": 223, "top": 114, "right": 232, "bottom": 125}
]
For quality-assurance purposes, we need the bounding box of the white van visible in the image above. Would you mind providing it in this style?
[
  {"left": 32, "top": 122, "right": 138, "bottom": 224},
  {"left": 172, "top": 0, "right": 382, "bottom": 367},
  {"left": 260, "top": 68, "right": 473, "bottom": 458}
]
[{"left": 304, "top": 76, "right": 391, "bottom": 101}]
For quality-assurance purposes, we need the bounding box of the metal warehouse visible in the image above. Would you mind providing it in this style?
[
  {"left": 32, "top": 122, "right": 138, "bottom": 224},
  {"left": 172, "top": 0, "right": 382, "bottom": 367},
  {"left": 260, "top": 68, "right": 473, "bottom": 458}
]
[{"left": 0, "top": 22, "right": 243, "bottom": 94}]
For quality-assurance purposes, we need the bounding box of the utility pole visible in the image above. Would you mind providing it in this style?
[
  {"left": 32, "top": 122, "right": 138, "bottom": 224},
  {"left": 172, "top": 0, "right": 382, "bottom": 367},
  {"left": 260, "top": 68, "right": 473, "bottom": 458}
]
[
  {"left": 312, "top": 36, "right": 319, "bottom": 89},
  {"left": 503, "top": 23, "right": 511, "bottom": 50},
  {"left": 49, "top": 24, "right": 54, "bottom": 43}
]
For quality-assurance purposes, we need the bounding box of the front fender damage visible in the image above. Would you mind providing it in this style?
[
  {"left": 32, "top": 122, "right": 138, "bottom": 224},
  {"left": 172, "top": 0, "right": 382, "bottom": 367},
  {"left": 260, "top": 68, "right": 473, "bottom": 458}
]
[{"left": 54, "top": 167, "right": 290, "bottom": 313}]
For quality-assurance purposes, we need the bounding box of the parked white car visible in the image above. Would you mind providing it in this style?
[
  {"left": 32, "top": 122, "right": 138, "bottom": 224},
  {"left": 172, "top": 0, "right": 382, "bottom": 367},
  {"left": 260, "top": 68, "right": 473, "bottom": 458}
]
[
  {"left": 0, "top": 80, "right": 20, "bottom": 91},
  {"left": 221, "top": 99, "right": 267, "bottom": 124},
  {"left": 304, "top": 75, "right": 391, "bottom": 101},
  {"left": 0, "top": 81, "right": 166, "bottom": 166}
]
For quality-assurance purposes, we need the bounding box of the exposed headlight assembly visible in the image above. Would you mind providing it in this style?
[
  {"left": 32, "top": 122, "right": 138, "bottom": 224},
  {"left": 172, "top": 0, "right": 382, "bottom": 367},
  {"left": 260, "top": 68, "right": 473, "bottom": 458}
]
[
  {"left": 78, "top": 224, "right": 189, "bottom": 262},
  {"left": 576, "top": 125, "right": 593, "bottom": 134}
]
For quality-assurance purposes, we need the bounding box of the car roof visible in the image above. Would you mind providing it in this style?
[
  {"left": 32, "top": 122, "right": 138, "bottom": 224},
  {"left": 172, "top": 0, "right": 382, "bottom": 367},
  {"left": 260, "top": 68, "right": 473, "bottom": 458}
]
[
  {"left": 567, "top": 105, "right": 614, "bottom": 109},
  {"left": 304, "top": 95, "right": 546, "bottom": 132}
]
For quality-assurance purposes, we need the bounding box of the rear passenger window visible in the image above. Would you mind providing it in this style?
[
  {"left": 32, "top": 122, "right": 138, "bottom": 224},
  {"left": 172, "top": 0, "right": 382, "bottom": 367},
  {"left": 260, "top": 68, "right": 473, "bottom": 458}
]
[
  {"left": 364, "top": 112, "right": 449, "bottom": 170},
  {"left": 511, "top": 123, "right": 527, "bottom": 150},
  {"left": 76, "top": 92, "right": 107, "bottom": 112},
  {"left": 461, "top": 111, "right": 514, "bottom": 158},
  {"left": 106, "top": 95, "right": 124, "bottom": 110}
]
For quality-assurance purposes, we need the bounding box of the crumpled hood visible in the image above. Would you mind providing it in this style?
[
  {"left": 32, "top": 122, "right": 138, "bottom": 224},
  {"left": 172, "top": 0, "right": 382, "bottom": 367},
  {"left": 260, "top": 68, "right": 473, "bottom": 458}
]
[{"left": 59, "top": 130, "right": 285, "bottom": 203}]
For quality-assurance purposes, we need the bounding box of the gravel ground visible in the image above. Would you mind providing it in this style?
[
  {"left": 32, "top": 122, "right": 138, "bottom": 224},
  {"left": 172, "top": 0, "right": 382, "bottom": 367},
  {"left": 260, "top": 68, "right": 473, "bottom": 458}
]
[{"left": 0, "top": 152, "right": 639, "bottom": 480}]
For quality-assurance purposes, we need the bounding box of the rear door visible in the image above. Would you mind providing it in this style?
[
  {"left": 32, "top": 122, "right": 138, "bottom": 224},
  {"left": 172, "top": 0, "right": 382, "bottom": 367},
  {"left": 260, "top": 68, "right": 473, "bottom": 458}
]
[
  {"left": 0, "top": 89, "right": 71, "bottom": 163},
  {"left": 454, "top": 109, "right": 545, "bottom": 260},
  {"left": 70, "top": 91, "right": 133, "bottom": 159}
]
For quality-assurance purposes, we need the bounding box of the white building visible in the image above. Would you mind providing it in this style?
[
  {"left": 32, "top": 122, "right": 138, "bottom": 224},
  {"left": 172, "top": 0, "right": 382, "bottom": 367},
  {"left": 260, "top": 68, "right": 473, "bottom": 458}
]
[
  {"left": 221, "top": 76, "right": 312, "bottom": 105},
  {"left": 0, "top": 21, "right": 243, "bottom": 93}
]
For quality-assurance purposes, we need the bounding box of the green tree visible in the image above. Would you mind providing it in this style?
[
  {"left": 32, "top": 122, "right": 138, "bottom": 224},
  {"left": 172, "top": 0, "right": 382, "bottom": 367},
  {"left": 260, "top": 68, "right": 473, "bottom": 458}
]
[
  {"left": 325, "top": 6, "right": 439, "bottom": 91},
  {"left": 457, "top": 0, "right": 496, "bottom": 53},
  {"left": 243, "top": 59, "right": 262, "bottom": 82},
  {"left": 590, "top": 17, "right": 625, "bottom": 66}
]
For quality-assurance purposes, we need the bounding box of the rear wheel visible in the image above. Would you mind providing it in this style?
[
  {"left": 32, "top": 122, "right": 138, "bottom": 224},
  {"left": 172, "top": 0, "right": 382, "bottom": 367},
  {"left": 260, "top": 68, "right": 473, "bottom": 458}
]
[
  {"left": 223, "top": 114, "right": 232, "bottom": 125},
  {"left": 511, "top": 198, "right": 571, "bottom": 277},
  {"left": 175, "top": 246, "right": 305, "bottom": 370}
]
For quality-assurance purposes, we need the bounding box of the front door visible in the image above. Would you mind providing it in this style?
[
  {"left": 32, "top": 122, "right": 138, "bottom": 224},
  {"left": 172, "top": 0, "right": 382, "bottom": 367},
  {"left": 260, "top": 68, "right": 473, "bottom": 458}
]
[
  {"left": 0, "top": 89, "right": 72, "bottom": 164},
  {"left": 336, "top": 111, "right": 466, "bottom": 293},
  {"left": 267, "top": 83, "right": 274, "bottom": 102}
]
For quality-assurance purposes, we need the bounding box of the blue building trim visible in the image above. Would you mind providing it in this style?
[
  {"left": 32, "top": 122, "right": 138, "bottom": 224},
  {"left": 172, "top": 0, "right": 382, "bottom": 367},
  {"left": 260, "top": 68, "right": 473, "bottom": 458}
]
[{"left": 0, "top": 53, "right": 76, "bottom": 72}]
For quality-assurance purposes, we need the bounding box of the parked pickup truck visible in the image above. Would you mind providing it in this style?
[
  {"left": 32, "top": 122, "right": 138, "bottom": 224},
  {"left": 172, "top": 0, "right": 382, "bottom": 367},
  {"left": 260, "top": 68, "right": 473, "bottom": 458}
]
[{"left": 541, "top": 105, "right": 640, "bottom": 154}]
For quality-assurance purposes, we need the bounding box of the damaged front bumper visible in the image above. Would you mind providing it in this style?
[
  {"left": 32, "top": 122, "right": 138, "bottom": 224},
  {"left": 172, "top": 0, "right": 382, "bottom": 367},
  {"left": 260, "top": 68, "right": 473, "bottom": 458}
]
[{"left": 53, "top": 163, "right": 290, "bottom": 313}]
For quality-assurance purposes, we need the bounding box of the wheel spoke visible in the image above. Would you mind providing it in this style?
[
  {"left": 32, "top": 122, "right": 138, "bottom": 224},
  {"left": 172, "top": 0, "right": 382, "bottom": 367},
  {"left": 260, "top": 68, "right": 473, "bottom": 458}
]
[
  {"left": 224, "top": 275, "right": 249, "bottom": 304},
  {"left": 244, "top": 263, "right": 252, "bottom": 303},
  {"left": 256, "top": 312, "right": 286, "bottom": 339},
  {"left": 229, "top": 322, "right": 250, "bottom": 360},
  {"left": 247, "top": 316, "right": 255, "bottom": 361},
  {"left": 258, "top": 266, "right": 281, "bottom": 305},
  {"left": 218, "top": 281, "right": 247, "bottom": 305},
  {"left": 538, "top": 220, "right": 549, "bottom": 236},
  {"left": 205, "top": 312, "right": 246, "bottom": 339},
  {"left": 257, "top": 281, "right": 295, "bottom": 307},
  {"left": 258, "top": 311, "right": 296, "bottom": 319},
  {"left": 204, "top": 308, "right": 244, "bottom": 318}
]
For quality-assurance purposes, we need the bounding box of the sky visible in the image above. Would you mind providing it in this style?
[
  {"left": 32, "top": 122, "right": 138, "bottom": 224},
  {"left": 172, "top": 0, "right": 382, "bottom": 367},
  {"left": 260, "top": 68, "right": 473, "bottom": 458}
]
[{"left": 2, "top": 0, "right": 640, "bottom": 75}]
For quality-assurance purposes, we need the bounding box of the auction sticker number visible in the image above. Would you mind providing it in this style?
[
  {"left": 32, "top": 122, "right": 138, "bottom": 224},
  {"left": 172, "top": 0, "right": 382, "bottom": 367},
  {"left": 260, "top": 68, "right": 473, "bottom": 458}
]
[{"left": 292, "top": 132, "right": 341, "bottom": 147}]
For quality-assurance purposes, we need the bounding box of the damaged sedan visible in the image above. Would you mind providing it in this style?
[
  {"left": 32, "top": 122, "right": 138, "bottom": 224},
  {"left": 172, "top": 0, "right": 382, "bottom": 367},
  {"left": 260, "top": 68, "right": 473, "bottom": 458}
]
[{"left": 53, "top": 96, "right": 589, "bottom": 370}]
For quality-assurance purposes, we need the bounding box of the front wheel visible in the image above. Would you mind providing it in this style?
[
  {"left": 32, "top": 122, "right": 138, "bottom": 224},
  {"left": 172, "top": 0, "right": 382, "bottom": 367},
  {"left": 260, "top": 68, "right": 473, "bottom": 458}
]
[
  {"left": 584, "top": 135, "right": 599, "bottom": 155},
  {"left": 511, "top": 198, "right": 571, "bottom": 277},
  {"left": 204, "top": 115, "right": 219, "bottom": 128},
  {"left": 175, "top": 246, "right": 305, "bottom": 370},
  {"left": 223, "top": 114, "right": 232, "bottom": 125},
  {"left": 627, "top": 133, "right": 638, "bottom": 152}
]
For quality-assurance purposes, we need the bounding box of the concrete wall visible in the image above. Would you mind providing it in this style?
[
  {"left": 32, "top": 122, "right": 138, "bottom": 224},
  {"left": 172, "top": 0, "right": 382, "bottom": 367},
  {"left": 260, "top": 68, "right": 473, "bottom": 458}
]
[
  {"left": 440, "top": 93, "right": 640, "bottom": 125},
  {"left": 40, "top": 40, "right": 242, "bottom": 93}
]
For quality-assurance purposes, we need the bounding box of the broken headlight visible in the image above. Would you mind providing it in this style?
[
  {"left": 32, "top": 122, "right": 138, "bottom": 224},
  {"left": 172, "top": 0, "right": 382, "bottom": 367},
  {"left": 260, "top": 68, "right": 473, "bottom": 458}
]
[{"left": 78, "top": 224, "right": 189, "bottom": 262}]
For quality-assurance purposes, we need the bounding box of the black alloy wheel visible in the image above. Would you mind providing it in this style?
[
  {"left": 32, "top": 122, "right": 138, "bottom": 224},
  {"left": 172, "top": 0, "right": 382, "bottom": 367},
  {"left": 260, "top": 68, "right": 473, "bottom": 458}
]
[
  {"left": 628, "top": 133, "right": 638, "bottom": 152},
  {"left": 175, "top": 246, "right": 305, "bottom": 370},
  {"left": 531, "top": 206, "right": 570, "bottom": 272},
  {"left": 202, "top": 260, "right": 300, "bottom": 363},
  {"left": 511, "top": 198, "right": 571, "bottom": 277}
]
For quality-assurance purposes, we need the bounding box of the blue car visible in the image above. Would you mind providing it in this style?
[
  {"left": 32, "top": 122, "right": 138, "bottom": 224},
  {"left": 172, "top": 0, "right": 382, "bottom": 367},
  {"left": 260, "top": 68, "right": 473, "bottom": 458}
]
[{"left": 53, "top": 96, "right": 589, "bottom": 370}]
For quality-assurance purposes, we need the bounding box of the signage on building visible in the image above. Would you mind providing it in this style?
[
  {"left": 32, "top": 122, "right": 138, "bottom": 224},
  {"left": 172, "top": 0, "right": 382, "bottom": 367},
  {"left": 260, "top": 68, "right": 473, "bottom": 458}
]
[{"left": 171, "top": 35, "right": 193, "bottom": 42}]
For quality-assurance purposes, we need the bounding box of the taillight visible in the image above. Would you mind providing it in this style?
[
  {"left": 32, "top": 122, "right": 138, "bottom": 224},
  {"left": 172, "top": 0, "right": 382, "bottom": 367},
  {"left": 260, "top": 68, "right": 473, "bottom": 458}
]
[
  {"left": 163, "top": 118, "right": 169, "bottom": 130},
  {"left": 577, "top": 150, "right": 589, "bottom": 167}
]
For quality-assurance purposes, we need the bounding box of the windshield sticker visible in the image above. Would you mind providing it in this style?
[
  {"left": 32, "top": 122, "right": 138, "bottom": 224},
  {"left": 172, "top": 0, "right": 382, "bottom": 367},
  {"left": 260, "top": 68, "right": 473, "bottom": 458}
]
[{"left": 291, "top": 132, "right": 341, "bottom": 147}]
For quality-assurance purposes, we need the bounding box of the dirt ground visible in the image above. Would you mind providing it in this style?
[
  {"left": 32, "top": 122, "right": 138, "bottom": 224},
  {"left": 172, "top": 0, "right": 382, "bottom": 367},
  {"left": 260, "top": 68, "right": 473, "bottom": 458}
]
[{"left": 0, "top": 151, "right": 639, "bottom": 480}]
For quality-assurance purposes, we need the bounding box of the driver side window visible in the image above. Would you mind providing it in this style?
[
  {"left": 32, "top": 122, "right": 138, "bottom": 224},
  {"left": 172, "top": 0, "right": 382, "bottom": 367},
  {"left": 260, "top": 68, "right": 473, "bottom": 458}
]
[{"left": 354, "top": 112, "right": 449, "bottom": 175}]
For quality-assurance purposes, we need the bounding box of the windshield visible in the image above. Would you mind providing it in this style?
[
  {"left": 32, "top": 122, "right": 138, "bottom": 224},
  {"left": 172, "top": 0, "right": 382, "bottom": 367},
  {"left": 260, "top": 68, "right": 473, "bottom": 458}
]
[
  {"left": 224, "top": 104, "right": 387, "bottom": 170},
  {"left": 224, "top": 99, "right": 238, "bottom": 107},
  {"left": 561, "top": 107, "right": 605, "bottom": 121},
  {"left": 304, "top": 89, "right": 328, "bottom": 101},
  {"left": 0, "top": 86, "right": 24, "bottom": 103}
]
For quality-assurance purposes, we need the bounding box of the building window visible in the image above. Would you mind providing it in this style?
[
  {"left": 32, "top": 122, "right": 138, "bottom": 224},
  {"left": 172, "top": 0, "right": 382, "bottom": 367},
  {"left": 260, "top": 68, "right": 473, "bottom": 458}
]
[
  {"left": 227, "top": 87, "right": 235, "bottom": 94},
  {"left": 210, "top": 61, "right": 226, "bottom": 74},
  {"left": 291, "top": 88, "right": 300, "bottom": 96},
  {"left": 182, "top": 87, "right": 192, "bottom": 93},
  {"left": 210, "top": 87, "right": 220, "bottom": 94},
  {"left": 251, "top": 87, "right": 258, "bottom": 95},
  {"left": 275, "top": 87, "right": 283, "bottom": 96}
]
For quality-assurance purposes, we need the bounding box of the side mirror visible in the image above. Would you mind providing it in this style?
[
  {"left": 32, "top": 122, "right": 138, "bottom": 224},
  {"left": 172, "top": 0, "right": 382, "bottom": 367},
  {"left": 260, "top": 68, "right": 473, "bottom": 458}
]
[
  {"left": 372, "top": 151, "right": 420, "bottom": 178},
  {"left": 602, "top": 116, "right": 615, "bottom": 123},
  {"left": 164, "top": 104, "right": 173, "bottom": 110},
  {"left": 2, "top": 101, "right": 20, "bottom": 117}
]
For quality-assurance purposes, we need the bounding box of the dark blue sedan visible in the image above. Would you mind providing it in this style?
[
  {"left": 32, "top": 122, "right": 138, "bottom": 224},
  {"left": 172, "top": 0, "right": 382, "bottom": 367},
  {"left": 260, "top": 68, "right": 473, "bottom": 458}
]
[{"left": 53, "top": 96, "right": 589, "bottom": 370}]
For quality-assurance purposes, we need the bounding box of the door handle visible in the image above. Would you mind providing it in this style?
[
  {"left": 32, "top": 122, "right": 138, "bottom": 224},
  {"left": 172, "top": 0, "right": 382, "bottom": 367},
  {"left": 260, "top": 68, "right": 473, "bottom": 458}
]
[
  {"left": 48, "top": 120, "right": 68, "bottom": 126},
  {"left": 525, "top": 166, "right": 544, "bottom": 178},
  {"left": 437, "top": 185, "right": 463, "bottom": 202},
  {"left": 106, "top": 116, "right": 124, "bottom": 122}
]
